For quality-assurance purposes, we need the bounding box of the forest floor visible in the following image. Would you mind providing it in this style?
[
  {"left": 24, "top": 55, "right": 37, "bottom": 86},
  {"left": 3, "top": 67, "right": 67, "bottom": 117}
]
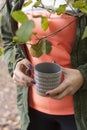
[{"left": 0, "top": 56, "right": 20, "bottom": 130}]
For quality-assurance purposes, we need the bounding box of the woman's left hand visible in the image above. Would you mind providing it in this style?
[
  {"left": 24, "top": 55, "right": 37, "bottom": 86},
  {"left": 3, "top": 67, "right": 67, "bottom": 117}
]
[{"left": 46, "top": 68, "right": 84, "bottom": 99}]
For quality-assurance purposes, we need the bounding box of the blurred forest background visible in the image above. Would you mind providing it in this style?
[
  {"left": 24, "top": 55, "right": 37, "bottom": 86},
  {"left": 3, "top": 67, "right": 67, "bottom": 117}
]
[{"left": 0, "top": 1, "right": 20, "bottom": 130}]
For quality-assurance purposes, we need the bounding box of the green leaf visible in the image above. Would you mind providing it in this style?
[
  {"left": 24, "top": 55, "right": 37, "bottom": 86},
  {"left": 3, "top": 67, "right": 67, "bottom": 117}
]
[
  {"left": 15, "top": 20, "right": 35, "bottom": 43},
  {"left": 32, "top": 32, "right": 37, "bottom": 35},
  {"left": 56, "top": 4, "right": 67, "bottom": 15},
  {"left": 41, "top": 40, "right": 52, "bottom": 54},
  {"left": 72, "top": 0, "right": 85, "bottom": 8},
  {"left": 0, "top": 47, "right": 3, "bottom": 56},
  {"left": 66, "top": 0, "right": 71, "bottom": 4},
  {"left": 33, "top": 1, "right": 41, "bottom": 8},
  {"left": 29, "top": 40, "right": 52, "bottom": 57},
  {"left": 13, "top": 36, "right": 20, "bottom": 43},
  {"left": 30, "top": 42, "right": 42, "bottom": 57},
  {"left": 33, "top": 15, "right": 49, "bottom": 31},
  {"left": 41, "top": 16, "right": 49, "bottom": 31},
  {"left": 82, "top": 26, "right": 87, "bottom": 39},
  {"left": 11, "top": 10, "right": 28, "bottom": 23},
  {"left": 23, "top": 0, "right": 32, "bottom": 7},
  {"left": 80, "top": 5, "right": 87, "bottom": 13}
]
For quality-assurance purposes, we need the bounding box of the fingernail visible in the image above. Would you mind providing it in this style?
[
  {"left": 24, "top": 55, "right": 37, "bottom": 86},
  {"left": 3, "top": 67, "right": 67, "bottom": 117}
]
[
  {"left": 31, "top": 79, "right": 36, "bottom": 84},
  {"left": 27, "top": 64, "right": 33, "bottom": 70}
]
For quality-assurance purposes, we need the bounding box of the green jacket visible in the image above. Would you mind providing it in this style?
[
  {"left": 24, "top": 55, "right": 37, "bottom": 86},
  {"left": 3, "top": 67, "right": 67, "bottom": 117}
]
[{"left": 1, "top": 1, "right": 87, "bottom": 130}]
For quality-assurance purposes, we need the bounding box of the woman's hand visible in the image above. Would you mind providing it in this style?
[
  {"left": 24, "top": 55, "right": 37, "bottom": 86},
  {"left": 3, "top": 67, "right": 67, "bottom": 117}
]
[
  {"left": 46, "top": 67, "right": 84, "bottom": 99},
  {"left": 13, "top": 58, "right": 34, "bottom": 87}
]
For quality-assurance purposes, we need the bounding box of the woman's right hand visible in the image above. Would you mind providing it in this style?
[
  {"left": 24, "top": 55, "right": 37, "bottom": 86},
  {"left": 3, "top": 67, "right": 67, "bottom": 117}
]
[{"left": 13, "top": 58, "right": 35, "bottom": 87}]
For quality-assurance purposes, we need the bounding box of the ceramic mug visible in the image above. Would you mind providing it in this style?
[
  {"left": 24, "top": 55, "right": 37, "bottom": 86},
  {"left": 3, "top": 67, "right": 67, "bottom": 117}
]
[{"left": 34, "top": 62, "right": 62, "bottom": 96}]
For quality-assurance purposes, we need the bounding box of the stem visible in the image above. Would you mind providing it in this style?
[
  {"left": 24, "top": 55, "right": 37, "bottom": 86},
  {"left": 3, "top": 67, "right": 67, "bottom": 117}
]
[
  {"left": 37, "top": 18, "right": 77, "bottom": 41},
  {"left": 65, "top": 0, "right": 81, "bottom": 17}
]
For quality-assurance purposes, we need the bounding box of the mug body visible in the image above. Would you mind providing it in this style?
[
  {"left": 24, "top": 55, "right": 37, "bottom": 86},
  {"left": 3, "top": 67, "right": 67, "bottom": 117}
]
[{"left": 34, "top": 62, "right": 62, "bottom": 96}]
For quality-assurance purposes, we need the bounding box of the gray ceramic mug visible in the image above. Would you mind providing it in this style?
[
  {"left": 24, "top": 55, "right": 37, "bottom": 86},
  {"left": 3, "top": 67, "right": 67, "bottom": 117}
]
[{"left": 34, "top": 62, "right": 62, "bottom": 96}]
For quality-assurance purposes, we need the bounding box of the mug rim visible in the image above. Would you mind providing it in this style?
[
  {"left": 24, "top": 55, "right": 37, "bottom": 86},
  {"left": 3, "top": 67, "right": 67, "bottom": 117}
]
[{"left": 34, "top": 62, "right": 62, "bottom": 74}]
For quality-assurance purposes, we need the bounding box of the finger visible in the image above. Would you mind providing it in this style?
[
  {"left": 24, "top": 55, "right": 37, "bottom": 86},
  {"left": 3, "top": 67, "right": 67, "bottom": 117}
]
[
  {"left": 15, "top": 60, "right": 33, "bottom": 76},
  {"left": 14, "top": 80, "right": 26, "bottom": 86},
  {"left": 61, "top": 67, "right": 70, "bottom": 76},
  {"left": 14, "top": 77, "right": 35, "bottom": 87},
  {"left": 13, "top": 74, "right": 26, "bottom": 86},
  {"left": 13, "top": 71, "right": 33, "bottom": 84},
  {"left": 14, "top": 70, "right": 36, "bottom": 86},
  {"left": 46, "top": 80, "right": 69, "bottom": 96},
  {"left": 52, "top": 86, "right": 71, "bottom": 100},
  {"left": 18, "top": 59, "right": 31, "bottom": 69},
  {"left": 13, "top": 73, "right": 33, "bottom": 87},
  {"left": 13, "top": 72, "right": 19, "bottom": 80}
]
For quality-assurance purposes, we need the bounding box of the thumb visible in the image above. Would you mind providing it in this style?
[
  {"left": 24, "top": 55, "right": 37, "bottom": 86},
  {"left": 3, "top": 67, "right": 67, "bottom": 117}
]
[
  {"left": 61, "top": 67, "right": 70, "bottom": 75},
  {"left": 46, "top": 80, "right": 68, "bottom": 97}
]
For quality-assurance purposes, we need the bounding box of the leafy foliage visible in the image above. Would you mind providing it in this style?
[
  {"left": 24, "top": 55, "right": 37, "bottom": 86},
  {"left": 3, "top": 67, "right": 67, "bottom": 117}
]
[
  {"left": 41, "top": 16, "right": 49, "bottom": 31},
  {"left": 23, "top": 0, "right": 32, "bottom": 7},
  {"left": 56, "top": 4, "right": 67, "bottom": 14},
  {"left": 30, "top": 42, "right": 43, "bottom": 57},
  {"left": 72, "top": 0, "right": 85, "bottom": 8},
  {"left": 41, "top": 40, "right": 52, "bottom": 54},
  {"left": 30, "top": 40, "right": 52, "bottom": 57},
  {"left": 33, "top": 1, "right": 41, "bottom": 7},
  {"left": 0, "top": 47, "right": 3, "bottom": 56},
  {"left": 11, "top": 11, "right": 28, "bottom": 23},
  {"left": 11, "top": 0, "right": 87, "bottom": 57},
  {"left": 80, "top": 5, "right": 87, "bottom": 13},
  {"left": 13, "top": 20, "right": 35, "bottom": 43}
]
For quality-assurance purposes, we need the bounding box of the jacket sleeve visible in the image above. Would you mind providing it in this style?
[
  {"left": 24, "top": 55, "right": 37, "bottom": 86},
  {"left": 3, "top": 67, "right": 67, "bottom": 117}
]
[
  {"left": 71, "top": 15, "right": 87, "bottom": 90},
  {"left": 77, "top": 34, "right": 87, "bottom": 90},
  {"left": 77, "top": 63, "right": 87, "bottom": 90},
  {"left": 1, "top": 1, "right": 26, "bottom": 77}
]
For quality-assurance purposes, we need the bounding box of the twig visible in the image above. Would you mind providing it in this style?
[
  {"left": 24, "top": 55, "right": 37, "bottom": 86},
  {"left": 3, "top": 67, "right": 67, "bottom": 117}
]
[{"left": 37, "top": 18, "right": 77, "bottom": 41}]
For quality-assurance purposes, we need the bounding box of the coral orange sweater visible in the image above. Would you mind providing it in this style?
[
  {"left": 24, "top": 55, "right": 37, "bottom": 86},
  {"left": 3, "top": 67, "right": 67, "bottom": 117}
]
[{"left": 26, "top": 10, "right": 77, "bottom": 115}]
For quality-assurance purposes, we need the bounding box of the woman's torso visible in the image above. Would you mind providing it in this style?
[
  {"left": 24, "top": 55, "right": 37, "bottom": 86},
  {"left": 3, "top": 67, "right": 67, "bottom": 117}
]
[{"left": 22, "top": 0, "right": 77, "bottom": 115}]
